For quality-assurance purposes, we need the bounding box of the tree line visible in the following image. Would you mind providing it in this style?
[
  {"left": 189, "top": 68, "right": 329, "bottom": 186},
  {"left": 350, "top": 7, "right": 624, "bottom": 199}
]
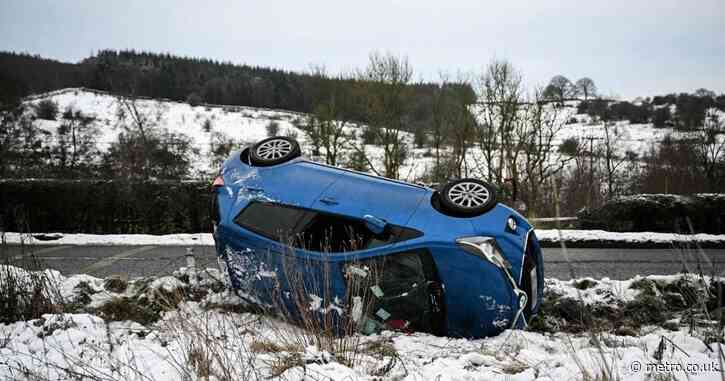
[
  {"left": 1, "top": 50, "right": 724, "bottom": 218},
  {"left": 0, "top": 50, "right": 441, "bottom": 133}
]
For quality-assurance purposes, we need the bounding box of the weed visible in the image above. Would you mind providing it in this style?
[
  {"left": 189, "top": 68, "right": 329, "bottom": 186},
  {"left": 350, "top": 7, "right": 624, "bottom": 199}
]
[
  {"left": 629, "top": 278, "right": 657, "bottom": 296},
  {"left": 269, "top": 352, "right": 303, "bottom": 378},
  {"left": 95, "top": 297, "right": 160, "bottom": 325},
  {"left": 573, "top": 279, "right": 598, "bottom": 290},
  {"left": 103, "top": 277, "right": 128, "bottom": 293},
  {"left": 250, "top": 340, "right": 302, "bottom": 354},
  {"left": 1, "top": 244, "right": 65, "bottom": 324},
  {"left": 622, "top": 294, "right": 668, "bottom": 328}
]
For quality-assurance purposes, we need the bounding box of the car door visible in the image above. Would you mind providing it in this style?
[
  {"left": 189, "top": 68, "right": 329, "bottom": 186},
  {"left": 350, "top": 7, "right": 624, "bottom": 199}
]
[
  {"left": 312, "top": 171, "right": 429, "bottom": 227},
  {"left": 254, "top": 161, "right": 341, "bottom": 207}
]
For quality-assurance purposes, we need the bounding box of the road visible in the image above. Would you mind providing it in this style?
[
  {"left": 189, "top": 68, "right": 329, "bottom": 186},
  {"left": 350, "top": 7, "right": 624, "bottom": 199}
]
[{"left": 3, "top": 244, "right": 725, "bottom": 280}]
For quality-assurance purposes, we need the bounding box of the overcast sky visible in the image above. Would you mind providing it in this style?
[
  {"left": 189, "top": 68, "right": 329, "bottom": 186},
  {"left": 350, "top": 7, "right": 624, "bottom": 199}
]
[{"left": 2, "top": 0, "right": 723, "bottom": 99}]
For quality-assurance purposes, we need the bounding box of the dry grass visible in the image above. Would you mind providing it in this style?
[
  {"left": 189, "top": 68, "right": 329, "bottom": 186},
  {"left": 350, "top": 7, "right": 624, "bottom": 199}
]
[
  {"left": 0, "top": 232, "right": 66, "bottom": 324},
  {"left": 245, "top": 234, "right": 390, "bottom": 370},
  {"left": 249, "top": 339, "right": 303, "bottom": 354}
]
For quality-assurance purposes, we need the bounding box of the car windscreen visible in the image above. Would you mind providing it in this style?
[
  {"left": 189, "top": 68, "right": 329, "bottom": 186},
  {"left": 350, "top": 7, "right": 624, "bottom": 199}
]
[{"left": 234, "top": 201, "right": 422, "bottom": 253}]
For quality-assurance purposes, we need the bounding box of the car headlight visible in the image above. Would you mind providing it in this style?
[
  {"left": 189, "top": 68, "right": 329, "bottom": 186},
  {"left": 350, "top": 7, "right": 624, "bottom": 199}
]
[
  {"left": 506, "top": 216, "right": 517, "bottom": 232},
  {"left": 455, "top": 236, "right": 511, "bottom": 270}
]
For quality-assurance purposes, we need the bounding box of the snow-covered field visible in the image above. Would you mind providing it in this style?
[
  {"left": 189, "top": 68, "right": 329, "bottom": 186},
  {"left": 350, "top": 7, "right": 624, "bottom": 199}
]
[
  {"left": 23, "top": 88, "right": 697, "bottom": 181},
  {"left": 5, "top": 230, "right": 725, "bottom": 247},
  {"left": 2, "top": 264, "right": 724, "bottom": 381}
]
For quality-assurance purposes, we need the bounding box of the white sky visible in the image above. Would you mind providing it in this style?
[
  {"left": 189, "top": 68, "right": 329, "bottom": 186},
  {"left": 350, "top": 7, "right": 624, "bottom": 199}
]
[{"left": 1, "top": 0, "right": 724, "bottom": 99}]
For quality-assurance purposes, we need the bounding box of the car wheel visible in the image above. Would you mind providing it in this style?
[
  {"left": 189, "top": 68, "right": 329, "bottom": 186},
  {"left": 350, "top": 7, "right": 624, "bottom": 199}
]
[
  {"left": 438, "top": 178, "right": 497, "bottom": 216},
  {"left": 249, "top": 136, "right": 301, "bottom": 166}
]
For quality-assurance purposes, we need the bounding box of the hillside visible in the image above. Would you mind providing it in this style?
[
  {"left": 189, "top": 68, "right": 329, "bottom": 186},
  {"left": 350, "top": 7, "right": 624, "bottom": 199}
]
[
  {"left": 0, "top": 50, "right": 442, "bottom": 132},
  {"left": 22, "top": 88, "right": 695, "bottom": 180}
]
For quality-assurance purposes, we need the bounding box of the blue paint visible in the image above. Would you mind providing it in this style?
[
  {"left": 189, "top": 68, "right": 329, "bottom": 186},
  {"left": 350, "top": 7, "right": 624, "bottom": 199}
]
[{"left": 213, "top": 150, "right": 544, "bottom": 338}]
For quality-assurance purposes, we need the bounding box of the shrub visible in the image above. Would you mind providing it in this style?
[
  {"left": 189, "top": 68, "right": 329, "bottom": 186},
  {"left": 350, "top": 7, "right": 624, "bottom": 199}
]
[
  {"left": 186, "top": 93, "right": 203, "bottom": 107},
  {"left": 361, "top": 127, "right": 379, "bottom": 145},
  {"left": 0, "top": 254, "right": 64, "bottom": 324},
  {"left": 266, "top": 121, "right": 280, "bottom": 137},
  {"left": 558, "top": 137, "right": 580, "bottom": 156},
  {"left": 0, "top": 179, "right": 213, "bottom": 234},
  {"left": 95, "top": 297, "right": 160, "bottom": 325},
  {"left": 202, "top": 118, "right": 213, "bottom": 133},
  {"left": 413, "top": 128, "right": 427, "bottom": 148},
  {"left": 34, "top": 100, "right": 58, "bottom": 120},
  {"left": 577, "top": 194, "right": 725, "bottom": 234}
]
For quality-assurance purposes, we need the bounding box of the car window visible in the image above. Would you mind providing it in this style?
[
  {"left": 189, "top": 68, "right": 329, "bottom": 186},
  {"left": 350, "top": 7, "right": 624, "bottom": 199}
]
[
  {"left": 293, "top": 211, "right": 373, "bottom": 252},
  {"left": 233, "top": 201, "right": 307, "bottom": 239},
  {"left": 344, "top": 250, "right": 443, "bottom": 335},
  {"left": 234, "top": 201, "right": 422, "bottom": 253}
]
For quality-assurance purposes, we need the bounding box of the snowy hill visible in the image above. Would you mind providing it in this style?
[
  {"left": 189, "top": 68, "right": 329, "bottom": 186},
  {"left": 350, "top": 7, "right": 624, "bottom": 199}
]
[
  {"left": 24, "top": 88, "right": 313, "bottom": 176},
  {"left": 23, "top": 88, "right": 693, "bottom": 181}
]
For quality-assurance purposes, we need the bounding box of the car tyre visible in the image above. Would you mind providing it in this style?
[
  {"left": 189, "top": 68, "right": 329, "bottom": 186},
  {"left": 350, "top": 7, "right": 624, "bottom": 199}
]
[
  {"left": 438, "top": 178, "right": 497, "bottom": 216},
  {"left": 249, "top": 136, "right": 301, "bottom": 166}
]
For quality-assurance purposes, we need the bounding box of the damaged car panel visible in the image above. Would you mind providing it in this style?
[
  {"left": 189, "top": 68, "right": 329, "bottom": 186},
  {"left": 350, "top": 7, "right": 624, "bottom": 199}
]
[{"left": 212, "top": 136, "right": 545, "bottom": 338}]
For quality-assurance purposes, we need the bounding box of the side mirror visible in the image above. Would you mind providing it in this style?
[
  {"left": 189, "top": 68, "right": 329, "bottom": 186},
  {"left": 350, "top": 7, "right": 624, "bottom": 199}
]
[{"left": 363, "top": 215, "right": 388, "bottom": 235}]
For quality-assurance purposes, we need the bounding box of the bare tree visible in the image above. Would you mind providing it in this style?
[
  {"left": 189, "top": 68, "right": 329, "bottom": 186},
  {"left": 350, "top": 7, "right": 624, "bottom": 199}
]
[
  {"left": 601, "top": 122, "right": 627, "bottom": 199},
  {"left": 695, "top": 110, "right": 725, "bottom": 190},
  {"left": 447, "top": 81, "right": 477, "bottom": 178},
  {"left": 543, "top": 75, "right": 576, "bottom": 103},
  {"left": 355, "top": 52, "right": 413, "bottom": 179},
  {"left": 0, "top": 104, "right": 50, "bottom": 178},
  {"left": 429, "top": 76, "right": 451, "bottom": 173},
  {"left": 115, "top": 95, "right": 156, "bottom": 178},
  {"left": 518, "top": 88, "right": 572, "bottom": 216},
  {"left": 117, "top": 94, "right": 152, "bottom": 143},
  {"left": 575, "top": 78, "right": 597, "bottom": 100},
  {"left": 694, "top": 88, "right": 716, "bottom": 99},
  {"left": 301, "top": 113, "right": 323, "bottom": 157},
  {"left": 475, "top": 60, "right": 524, "bottom": 192},
  {"left": 55, "top": 107, "right": 97, "bottom": 176},
  {"left": 310, "top": 75, "right": 354, "bottom": 166},
  {"left": 428, "top": 73, "right": 476, "bottom": 180}
]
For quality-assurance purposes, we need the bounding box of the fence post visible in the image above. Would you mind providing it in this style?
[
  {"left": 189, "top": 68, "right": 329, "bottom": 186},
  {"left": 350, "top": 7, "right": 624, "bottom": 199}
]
[{"left": 185, "top": 247, "right": 197, "bottom": 286}]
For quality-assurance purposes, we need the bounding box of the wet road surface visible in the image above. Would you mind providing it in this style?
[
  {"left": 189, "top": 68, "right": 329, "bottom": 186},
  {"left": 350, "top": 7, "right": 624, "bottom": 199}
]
[{"left": 3, "top": 244, "right": 725, "bottom": 280}]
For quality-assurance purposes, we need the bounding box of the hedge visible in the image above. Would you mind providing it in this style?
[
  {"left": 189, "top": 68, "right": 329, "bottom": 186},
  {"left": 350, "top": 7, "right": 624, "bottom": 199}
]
[
  {"left": 0, "top": 179, "right": 213, "bottom": 234},
  {"left": 577, "top": 194, "right": 725, "bottom": 234}
]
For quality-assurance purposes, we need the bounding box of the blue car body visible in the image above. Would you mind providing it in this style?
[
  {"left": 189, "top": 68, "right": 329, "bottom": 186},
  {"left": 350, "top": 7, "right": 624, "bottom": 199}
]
[{"left": 212, "top": 149, "right": 544, "bottom": 338}]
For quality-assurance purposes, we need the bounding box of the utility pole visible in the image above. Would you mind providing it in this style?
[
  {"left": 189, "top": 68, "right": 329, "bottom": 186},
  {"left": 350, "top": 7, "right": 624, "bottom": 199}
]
[{"left": 584, "top": 135, "right": 597, "bottom": 209}]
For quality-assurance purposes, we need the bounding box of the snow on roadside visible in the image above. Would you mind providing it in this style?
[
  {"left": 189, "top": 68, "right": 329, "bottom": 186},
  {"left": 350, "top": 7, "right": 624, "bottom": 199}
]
[
  {"left": 2, "top": 232, "right": 214, "bottom": 246},
  {"left": 536, "top": 229, "right": 725, "bottom": 246},
  {"left": 2, "top": 265, "right": 725, "bottom": 380},
  {"left": 4, "top": 229, "right": 725, "bottom": 247}
]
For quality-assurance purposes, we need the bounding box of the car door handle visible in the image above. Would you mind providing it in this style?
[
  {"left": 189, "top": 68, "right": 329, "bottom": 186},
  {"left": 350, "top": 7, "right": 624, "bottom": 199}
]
[
  {"left": 319, "top": 197, "right": 339, "bottom": 205},
  {"left": 245, "top": 186, "right": 264, "bottom": 192}
]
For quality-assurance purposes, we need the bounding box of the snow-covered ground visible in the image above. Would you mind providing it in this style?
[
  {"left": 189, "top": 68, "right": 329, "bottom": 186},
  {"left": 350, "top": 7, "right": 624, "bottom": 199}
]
[
  {"left": 2, "top": 265, "right": 724, "bottom": 380},
  {"left": 24, "top": 88, "right": 428, "bottom": 179},
  {"left": 5, "top": 230, "right": 725, "bottom": 246},
  {"left": 22, "top": 88, "right": 701, "bottom": 181},
  {"left": 535, "top": 229, "right": 725, "bottom": 246}
]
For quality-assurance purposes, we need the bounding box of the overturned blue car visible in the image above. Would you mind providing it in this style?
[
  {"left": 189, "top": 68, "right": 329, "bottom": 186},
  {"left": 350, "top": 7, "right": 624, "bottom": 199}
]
[{"left": 212, "top": 136, "right": 544, "bottom": 338}]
